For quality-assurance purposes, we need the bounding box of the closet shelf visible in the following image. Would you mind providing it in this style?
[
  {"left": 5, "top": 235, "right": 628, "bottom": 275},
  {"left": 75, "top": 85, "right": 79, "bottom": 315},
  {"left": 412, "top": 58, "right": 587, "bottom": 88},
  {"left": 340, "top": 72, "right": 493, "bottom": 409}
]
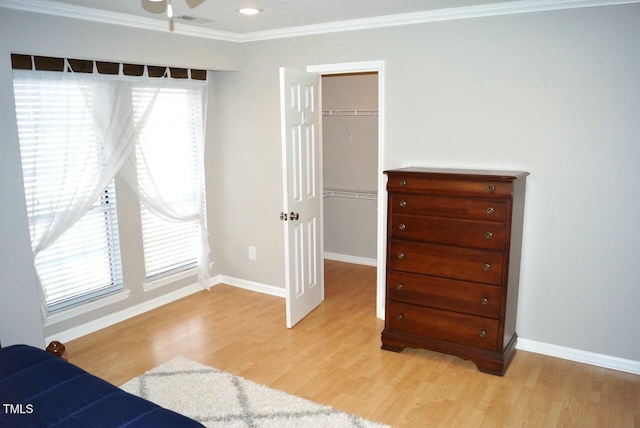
[
  {"left": 323, "top": 188, "right": 378, "bottom": 201},
  {"left": 322, "top": 109, "right": 378, "bottom": 116}
]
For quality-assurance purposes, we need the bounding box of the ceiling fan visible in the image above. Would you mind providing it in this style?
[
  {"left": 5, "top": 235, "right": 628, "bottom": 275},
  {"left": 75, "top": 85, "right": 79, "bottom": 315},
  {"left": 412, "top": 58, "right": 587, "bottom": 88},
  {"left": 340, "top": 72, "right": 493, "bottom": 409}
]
[{"left": 145, "top": 0, "right": 206, "bottom": 19}]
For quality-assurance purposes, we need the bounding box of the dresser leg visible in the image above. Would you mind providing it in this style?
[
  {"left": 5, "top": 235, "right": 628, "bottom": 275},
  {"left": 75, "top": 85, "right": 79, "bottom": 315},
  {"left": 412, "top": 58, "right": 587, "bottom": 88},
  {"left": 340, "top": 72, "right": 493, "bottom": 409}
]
[
  {"left": 381, "top": 344, "right": 404, "bottom": 352},
  {"left": 474, "top": 334, "right": 518, "bottom": 376},
  {"left": 474, "top": 359, "right": 509, "bottom": 376},
  {"left": 381, "top": 330, "right": 407, "bottom": 352}
]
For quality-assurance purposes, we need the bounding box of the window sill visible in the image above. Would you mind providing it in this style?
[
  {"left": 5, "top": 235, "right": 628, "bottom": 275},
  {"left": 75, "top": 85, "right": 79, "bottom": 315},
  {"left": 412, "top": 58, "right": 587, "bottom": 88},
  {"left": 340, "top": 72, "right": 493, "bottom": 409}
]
[{"left": 44, "top": 288, "right": 132, "bottom": 327}]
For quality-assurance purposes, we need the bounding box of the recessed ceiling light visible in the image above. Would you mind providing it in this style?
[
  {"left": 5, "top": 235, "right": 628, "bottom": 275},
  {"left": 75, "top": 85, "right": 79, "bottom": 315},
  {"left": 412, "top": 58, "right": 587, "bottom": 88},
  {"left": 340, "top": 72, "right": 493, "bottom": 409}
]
[{"left": 238, "top": 7, "right": 262, "bottom": 16}]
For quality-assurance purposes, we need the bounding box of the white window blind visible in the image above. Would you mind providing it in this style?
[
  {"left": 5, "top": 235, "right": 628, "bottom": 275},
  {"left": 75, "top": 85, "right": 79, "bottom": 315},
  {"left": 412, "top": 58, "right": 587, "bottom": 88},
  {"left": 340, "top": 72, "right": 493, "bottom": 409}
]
[
  {"left": 133, "top": 85, "right": 205, "bottom": 280},
  {"left": 14, "top": 77, "right": 123, "bottom": 311},
  {"left": 33, "top": 186, "right": 122, "bottom": 310}
]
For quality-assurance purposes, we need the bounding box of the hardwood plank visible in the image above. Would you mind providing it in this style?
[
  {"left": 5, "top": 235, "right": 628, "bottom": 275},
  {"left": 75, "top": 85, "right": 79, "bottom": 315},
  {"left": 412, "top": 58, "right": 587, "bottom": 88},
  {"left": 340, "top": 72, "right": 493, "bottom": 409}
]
[{"left": 66, "top": 260, "right": 640, "bottom": 427}]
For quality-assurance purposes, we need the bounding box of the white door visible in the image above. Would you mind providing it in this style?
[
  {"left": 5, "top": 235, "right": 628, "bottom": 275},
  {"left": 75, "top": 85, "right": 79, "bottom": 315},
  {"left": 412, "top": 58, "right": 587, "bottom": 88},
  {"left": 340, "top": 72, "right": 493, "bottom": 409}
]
[{"left": 279, "top": 67, "right": 323, "bottom": 328}]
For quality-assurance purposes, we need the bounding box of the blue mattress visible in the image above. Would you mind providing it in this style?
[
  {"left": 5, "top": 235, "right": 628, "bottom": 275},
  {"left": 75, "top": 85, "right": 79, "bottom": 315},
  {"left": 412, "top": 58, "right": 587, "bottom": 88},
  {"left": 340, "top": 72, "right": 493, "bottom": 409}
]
[{"left": 0, "top": 344, "right": 204, "bottom": 427}]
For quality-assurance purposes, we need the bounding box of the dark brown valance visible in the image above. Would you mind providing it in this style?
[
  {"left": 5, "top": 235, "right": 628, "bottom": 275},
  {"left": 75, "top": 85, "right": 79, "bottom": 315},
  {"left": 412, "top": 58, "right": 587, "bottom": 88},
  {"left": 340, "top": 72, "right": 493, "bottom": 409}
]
[{"left": 10, "top": 54, "right": 207, "bottom": 81}]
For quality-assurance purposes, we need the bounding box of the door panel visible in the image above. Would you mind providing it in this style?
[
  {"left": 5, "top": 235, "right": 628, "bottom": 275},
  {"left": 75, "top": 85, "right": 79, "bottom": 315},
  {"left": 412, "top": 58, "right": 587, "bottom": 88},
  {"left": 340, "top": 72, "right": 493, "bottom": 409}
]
[{"left": 280, "top": 67, "right": 323, "bottom": 328}]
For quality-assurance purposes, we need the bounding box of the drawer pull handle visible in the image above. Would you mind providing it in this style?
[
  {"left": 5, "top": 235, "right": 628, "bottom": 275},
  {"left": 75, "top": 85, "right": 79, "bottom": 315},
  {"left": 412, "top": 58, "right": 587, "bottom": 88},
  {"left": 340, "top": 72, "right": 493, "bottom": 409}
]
[
  {"left": 480, "top": 330, "right": 487, "bottom": 338},
  {"left": 486, "top": 207, "right": 495, "bottom": 215},
  {"left": 397, "top": 252, "right": 405, "bottom": 260},
  {"left": 396, "top": 314, "right": 404, "bottom": 321},
  {"left": 399, "top": 200, "right": 407, "bottom": 208},
  {"left": 398, "top": 224, "right": 406, "bottom": 231},
  {"left": 483, "top": 263, "right": 491, "bottom": 271},
  {"left": 396, "top": 283, "right": 404, "bottom": 291},
  {"left": 487, "top": 185, "right": 495, "bottom": 193},
  {"left": 485, "top": 232, "right": 493, "bottom": 239},
  {"left": 481, "top": 298, "right": 489, "bottom": 305},
  {"left": 400, "top": 180, "right": 407, "bottom": 186}
]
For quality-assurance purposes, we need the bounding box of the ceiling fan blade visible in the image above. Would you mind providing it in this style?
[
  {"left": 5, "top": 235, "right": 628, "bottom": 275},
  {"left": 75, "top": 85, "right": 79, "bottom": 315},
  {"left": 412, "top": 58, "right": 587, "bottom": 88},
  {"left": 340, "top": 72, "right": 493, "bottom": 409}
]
[
  {"left": 142, "top": 0, "right": 166, "bottom": 15},
  {"left": 185, "top": 0, "right": 206, "bottom": 8}
]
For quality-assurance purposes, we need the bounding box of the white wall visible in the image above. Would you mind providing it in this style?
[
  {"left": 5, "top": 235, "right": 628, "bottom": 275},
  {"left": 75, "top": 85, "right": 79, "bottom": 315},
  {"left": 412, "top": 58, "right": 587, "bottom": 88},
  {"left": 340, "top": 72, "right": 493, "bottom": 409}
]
[
  {"left": 0, "top": 49, "right": 44, "bottom": 348},
  {"left": 210, "top": 4, "right": 640, "bottom": 362},
  {"left": 0, "top": 9, "right": 242, "bottom": 347}
]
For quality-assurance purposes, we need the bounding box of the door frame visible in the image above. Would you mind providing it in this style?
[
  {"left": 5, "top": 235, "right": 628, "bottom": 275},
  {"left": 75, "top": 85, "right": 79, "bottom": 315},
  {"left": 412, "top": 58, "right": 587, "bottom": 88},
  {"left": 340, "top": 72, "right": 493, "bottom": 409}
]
[{"left": 306, "top": 61, "right": 386, "bottom": 319}]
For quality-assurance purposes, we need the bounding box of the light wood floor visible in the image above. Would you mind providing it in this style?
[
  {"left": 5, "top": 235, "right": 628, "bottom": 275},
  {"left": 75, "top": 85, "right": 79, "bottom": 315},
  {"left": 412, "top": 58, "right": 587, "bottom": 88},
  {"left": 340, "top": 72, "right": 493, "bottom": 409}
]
[{"left": 67, "top": 260, "right": 639, "bottom": 427}]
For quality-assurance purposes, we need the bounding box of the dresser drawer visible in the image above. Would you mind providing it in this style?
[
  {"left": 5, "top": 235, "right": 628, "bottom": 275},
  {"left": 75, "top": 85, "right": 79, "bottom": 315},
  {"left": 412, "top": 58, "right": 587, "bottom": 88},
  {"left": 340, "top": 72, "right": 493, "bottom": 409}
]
[
  {"left": 386, "top": 301, "right": 500, "bottom": 351},
  {"left": 388, "top": 240, "right": 504, "bottom": 285},
  {"left": 390, "top": 214, "right": 507, "bottom": 250},
  {"left": 389, "top": 193, "right": 508, "bottom": 221},
  {"left": 387, "top": 271, "right": 502, "bottom": 318},
  {"left": 387, "top": 174, "right": 513, "bottom": 198}
]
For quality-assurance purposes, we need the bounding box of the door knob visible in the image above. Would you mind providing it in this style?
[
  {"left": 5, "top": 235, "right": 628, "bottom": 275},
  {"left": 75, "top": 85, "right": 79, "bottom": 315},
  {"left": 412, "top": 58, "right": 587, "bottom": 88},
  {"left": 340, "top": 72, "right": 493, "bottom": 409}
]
[
  {"left": 279, "top": 212, "right": 288, "bottom": 221},
  {"left": 289, "top": 212, "right": 300, "bottom": 221}
]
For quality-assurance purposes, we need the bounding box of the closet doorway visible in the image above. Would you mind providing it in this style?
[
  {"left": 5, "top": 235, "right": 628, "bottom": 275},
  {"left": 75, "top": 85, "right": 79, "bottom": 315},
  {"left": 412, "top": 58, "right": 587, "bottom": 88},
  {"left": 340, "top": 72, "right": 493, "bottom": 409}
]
[
  {"left": 307, "top": 60, "right": 386, "bottom": 319},
  {"left": 321, "top": 72, "right": 380, "bottom": 311},
  {"left": 322, "top": 72, "right": 379, "bottom": 265}
]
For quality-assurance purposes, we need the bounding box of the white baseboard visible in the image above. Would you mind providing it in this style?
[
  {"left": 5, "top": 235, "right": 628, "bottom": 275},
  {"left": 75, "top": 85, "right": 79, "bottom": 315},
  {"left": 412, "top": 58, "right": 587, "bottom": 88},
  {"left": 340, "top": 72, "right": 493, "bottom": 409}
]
[
  {"left": 324, "top": 252, "right": 377, "bottom": 267},
  {"left": 517, "top": 338, "right": 640, "bottom": 375},
  {"left": 215, "top": 275, "right": 286, "bottom": 298}
]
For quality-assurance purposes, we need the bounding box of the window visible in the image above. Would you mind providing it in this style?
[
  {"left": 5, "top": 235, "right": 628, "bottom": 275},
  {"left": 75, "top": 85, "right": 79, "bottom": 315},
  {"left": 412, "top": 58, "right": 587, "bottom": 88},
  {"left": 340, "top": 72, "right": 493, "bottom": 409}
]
[
  {"left": 13, "top": 63, "right": 210, "bottom": 314},
  {"left": 133, "top": 85, "right": 206, "bottom": 281},
  {"left": 13, "top": 75, "right": 123, "bottom": 311}
]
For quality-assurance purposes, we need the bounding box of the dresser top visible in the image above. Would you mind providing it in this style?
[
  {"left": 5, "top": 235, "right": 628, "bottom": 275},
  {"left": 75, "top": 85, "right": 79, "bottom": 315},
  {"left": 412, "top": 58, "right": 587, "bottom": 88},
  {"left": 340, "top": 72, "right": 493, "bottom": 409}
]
[{"left": 384, "top": 167, "right": 529, "bottom": 180}]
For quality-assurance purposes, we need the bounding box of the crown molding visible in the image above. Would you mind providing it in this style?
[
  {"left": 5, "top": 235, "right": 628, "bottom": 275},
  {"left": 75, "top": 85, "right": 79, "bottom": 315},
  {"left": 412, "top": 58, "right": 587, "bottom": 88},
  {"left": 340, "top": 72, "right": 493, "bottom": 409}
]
[
  {"left": 1, "top": 0, "right": 639, "bottom": 43},
  {"left": 242, "top": 0, "right": 640, "bottom": 42}
]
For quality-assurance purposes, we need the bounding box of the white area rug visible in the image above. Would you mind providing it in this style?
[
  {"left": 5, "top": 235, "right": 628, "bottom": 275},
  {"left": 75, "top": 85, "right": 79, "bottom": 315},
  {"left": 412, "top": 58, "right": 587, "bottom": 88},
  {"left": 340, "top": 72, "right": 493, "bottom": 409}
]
[{"left": 121, "top": 357, "right": 389, "bottom": 428}]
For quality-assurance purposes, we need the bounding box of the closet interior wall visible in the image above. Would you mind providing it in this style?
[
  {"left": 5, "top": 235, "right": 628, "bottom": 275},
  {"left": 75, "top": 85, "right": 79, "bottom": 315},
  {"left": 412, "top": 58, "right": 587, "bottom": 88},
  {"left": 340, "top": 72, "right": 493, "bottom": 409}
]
[{"left": 322, "top": 73, "right": 379, "bottom": 263}]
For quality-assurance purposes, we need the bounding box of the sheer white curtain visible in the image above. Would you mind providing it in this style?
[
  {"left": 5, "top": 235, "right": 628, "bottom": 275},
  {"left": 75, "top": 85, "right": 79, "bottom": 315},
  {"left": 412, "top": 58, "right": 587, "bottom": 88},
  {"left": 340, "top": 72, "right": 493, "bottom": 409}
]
[
  {"left": 13, "top": 70, "right": 136, "bottom": 261},
  {"left": 120, "top": 78, "right": 210, "bottom": 290},
  {"left": 14, "top": 67, "right": 210, "bottom": 315}
]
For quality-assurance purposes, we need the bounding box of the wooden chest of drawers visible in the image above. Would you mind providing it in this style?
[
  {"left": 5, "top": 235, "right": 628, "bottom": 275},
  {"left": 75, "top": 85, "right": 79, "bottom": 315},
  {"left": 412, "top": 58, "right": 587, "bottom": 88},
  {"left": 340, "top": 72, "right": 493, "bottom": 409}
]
[{"left": 381, "top": 167, "right": 528, "bottom": 375}]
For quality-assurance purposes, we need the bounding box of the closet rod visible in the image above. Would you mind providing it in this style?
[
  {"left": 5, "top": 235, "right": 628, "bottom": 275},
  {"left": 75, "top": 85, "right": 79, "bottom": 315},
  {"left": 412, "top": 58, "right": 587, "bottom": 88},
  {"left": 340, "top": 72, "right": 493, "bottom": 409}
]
[
  {"left": 322, "top": 109, "right": 378, "bottom": 116},
  {"left": 323, "top": 188, "right": 377, "bottom": 201}
]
